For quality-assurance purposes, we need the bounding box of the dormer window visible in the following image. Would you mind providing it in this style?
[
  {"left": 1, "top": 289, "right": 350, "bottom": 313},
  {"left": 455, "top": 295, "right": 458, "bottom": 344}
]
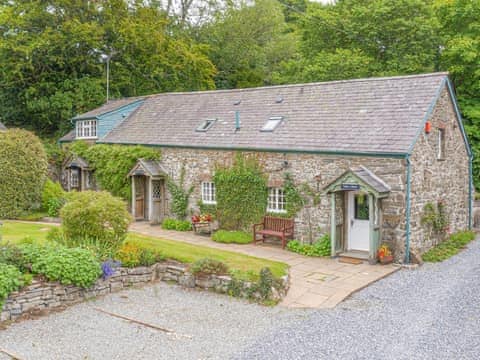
[
  {"left": 261, "top": 116, "right": 283, "bottom": 132},
  {"left": 76, "top": 119, "right": 98, "bottom": 139},
  {"left": 196, "top": 119, "right": 216, "bottom": 132}
]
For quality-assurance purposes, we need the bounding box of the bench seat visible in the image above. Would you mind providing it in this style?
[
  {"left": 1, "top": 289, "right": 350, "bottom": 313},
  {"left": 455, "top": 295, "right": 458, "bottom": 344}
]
[{"left": 252, "top": 216, "right": 294, "bottom": 248}]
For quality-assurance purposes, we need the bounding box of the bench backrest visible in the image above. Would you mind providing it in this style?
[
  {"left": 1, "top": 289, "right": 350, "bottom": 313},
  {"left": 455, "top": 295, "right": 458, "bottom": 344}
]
[{"left": 264, "top": 216, "right": 294, "bottom": 231}]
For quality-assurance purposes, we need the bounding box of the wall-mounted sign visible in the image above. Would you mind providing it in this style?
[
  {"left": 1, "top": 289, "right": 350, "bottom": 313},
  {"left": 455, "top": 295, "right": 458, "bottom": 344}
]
[{"left": 341, "top": 183, "right": 360, "bottom": 190}]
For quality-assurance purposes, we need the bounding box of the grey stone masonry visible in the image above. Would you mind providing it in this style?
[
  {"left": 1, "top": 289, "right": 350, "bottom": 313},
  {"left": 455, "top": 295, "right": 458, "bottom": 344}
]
[{"left": 1, "top": 262, "right": 289, "bottom": 324}]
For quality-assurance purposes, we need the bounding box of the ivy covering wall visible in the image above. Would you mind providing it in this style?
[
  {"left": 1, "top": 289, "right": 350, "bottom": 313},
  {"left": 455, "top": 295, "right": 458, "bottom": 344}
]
[
  {"left": 213, "top": 154, "right": 267, "bottom": 231},
  {"left": 68, "top": 142, "right": 161, "bottom": 200}
]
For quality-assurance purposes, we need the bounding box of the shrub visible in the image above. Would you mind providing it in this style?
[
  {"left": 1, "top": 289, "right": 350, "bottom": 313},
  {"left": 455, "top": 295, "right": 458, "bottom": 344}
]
[
  {"left": 60, "top": 191, "right": 132, "bottom": 253},
  {"left": 69, "top": 143, "right": 161, "bottom": 200},
  {"left": 26, "top": 245, "right": 101, "bottom": 288},
  {"left": 287, "top": 234, "right": 331, "bottom": 257},
  {"left": 212, "top": 230, "right": 252, "bottom": 244},
  {"left": 190, "top": 258, "right": 229, "bottom": 276},
  {"left": 0, "top": 129, "right": 48, "bottom": 218},
  {"left": 116, "top": 243, "right": 163, "bottom": 267},
  {"left": 214, "top": 154, "right": 267, "bottom": 231},
  {"left": 166, "top": 166, "right": 193, "bottom": 219},
  {"left": 41, "top": 179, "right": 65, "bottom": 216},
  {"left": 0, "top": 263, "right": 25, "bottom": 307},
  {"left": 422, "top": 230, "right": 475, "bottom": 262},
  {"left": 161, "top": 218, "right": 192, "bottom": 231}
]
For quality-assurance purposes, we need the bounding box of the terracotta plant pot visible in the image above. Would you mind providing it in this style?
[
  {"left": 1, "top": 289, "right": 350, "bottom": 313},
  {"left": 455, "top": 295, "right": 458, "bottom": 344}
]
[{"left": 379, "top": 255, "right": 394, "bottom": 265}]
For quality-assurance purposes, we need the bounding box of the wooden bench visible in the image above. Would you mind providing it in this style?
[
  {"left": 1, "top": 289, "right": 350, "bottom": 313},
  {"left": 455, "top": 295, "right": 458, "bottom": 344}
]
[{"left": 252, "top": 216, "right": 294, "bottom": 248}]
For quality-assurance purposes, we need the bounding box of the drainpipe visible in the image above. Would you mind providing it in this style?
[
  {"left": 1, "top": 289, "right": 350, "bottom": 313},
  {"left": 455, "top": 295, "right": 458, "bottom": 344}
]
[
  {"left": 405, "top": 155, "right": 412, "bottom": 264},
  {"left": 469, "top": 154, "right": 473, "bottom": 229}
]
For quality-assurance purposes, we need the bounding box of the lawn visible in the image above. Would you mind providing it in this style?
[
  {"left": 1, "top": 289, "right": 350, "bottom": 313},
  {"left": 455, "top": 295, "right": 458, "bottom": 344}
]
[
  {"left": 0, "top": 220, "right": 53, "bottom": 243},
  {"left": 127, "top": 233, "right": 288, "bottom": 279},
  {"left": 0, "top": 221, "right": 289, "bottom": 279}
]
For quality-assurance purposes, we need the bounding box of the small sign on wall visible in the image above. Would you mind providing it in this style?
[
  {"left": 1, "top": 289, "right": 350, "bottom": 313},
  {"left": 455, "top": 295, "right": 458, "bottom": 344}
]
[{"left": 341, "top": 183, "right": 360, "bottom": 190}]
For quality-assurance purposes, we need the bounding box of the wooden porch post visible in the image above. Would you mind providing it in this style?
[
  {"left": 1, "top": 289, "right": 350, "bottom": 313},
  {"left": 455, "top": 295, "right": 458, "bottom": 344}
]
[
  {"left": 131, "top": 176, "right": 136, "bottom": 218},
  {"left": 330, "top": 192, "right": 336, "bottom": 257},
  {"left": 368, "top": 193, "right": 375, "bottom": 261}
]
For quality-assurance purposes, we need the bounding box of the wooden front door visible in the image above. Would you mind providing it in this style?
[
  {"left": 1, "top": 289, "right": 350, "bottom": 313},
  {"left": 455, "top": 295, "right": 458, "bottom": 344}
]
[{"left": 134, "top": 176, "right": 146, "bottom": 220}]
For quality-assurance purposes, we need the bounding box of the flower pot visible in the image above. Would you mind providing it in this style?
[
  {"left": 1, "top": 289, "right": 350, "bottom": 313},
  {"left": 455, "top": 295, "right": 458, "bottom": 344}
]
[{"left": 379, "top": 255, "right": 394, "bottom": 265}]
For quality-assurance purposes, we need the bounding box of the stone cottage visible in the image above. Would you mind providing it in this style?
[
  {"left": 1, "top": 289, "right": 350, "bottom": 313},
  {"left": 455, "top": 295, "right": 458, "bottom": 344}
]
[{"left": 60, "top": 73, "right": 473, "bottom": 263}]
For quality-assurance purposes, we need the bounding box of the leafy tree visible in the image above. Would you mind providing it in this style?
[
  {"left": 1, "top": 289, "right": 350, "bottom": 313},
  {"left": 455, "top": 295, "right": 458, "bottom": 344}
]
[{"left": 199, "top": 0, "right": 298, "bottom": 88}]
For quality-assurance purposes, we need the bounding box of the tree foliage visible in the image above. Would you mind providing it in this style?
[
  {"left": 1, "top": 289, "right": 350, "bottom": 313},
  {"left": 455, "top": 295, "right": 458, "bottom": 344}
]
[{"left": 0, "top": 129, "right": 48, "bottom": 218}]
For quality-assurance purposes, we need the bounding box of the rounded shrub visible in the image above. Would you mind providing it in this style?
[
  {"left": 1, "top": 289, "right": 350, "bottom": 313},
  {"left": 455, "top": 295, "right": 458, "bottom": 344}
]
[
  {"left": 60, "top": 191, "right": 132, "bottom": 251},
  {"left": 0, "top": 129, "right": 48, "bottom": 218},
  {"left": 0, "top": 263, "right": 24, "bottom": 307},
  {"left": 42, "top": 179, "right": 66, "bottom": 217}
]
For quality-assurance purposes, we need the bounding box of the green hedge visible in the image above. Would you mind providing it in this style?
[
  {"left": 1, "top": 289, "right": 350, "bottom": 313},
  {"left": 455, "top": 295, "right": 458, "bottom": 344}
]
[
  {"left": 0, "top": 263, "right": 25, "bottom": 307},
  {"left": 161, "top": 218, "right": 192, "bottom": 231},
  {"left": 286, "top": 235, "right": 331, "bottom": 257},
  {"left": 212, "top": 230, "right": 252, "bottom": 244},
  {"left": 0, "top": 129, "right": 48, "bottom": 218}
]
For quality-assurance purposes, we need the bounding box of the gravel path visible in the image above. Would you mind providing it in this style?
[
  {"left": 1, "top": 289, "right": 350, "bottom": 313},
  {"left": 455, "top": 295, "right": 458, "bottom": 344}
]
[{"left": 1, "top": 238, "right": 479, "bottom": 359}]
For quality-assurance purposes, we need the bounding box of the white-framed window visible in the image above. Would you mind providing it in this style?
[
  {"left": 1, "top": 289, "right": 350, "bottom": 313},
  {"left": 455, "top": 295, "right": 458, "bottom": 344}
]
[
  {"left": 201, "top": 182, "right": 216, "bottom": 204},
  {"left": 267, "top": 187, "right": 286, "bottom": 213},
  {"left": 261, "top": 116, "right": 283, "bottom": 132},
  {"left": 437, "top": 128, "right": 446, "bottom": 160},
  {"left": 76, "top": 119, "right": 98, "bottom": 139}
]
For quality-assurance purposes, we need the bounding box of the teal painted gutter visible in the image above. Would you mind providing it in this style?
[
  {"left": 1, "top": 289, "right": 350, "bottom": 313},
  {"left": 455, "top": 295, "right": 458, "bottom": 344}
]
[
  {"left": 469, "top": 154, "right": 473, "bottom": 229},
  {"left": 405, "top": 155, "right": 412, "bottom": 263},
  {"left": 95, "top": 141, "right": 408, "bottom": 159}
]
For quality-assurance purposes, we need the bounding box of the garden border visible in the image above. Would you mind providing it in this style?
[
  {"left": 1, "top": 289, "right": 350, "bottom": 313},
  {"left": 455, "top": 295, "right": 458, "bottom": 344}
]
[{"left": 1, "top": 261, "right": 289, "bottom": 324}]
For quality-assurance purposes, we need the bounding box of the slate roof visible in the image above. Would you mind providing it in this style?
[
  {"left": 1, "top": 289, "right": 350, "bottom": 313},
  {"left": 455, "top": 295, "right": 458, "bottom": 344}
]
[
  {"left": 353, "top": 166, "right": 391, "bottom": 194},
  {"left": 128, "top": 159, "right": 167, "bottom": 177},
  {"left": 95, "top": 73, "right": 449, "bottom": 155},
  {"left": 73, "top": 97, "right": 144, "bottom": 120},
  {"left": 59, "top": 129, "right": 75, "bottom": 142}
]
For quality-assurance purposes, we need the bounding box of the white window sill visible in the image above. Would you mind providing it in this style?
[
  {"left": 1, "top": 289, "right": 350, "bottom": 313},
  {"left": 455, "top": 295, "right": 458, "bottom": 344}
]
[
  {"left": 76, "top": 137, "right": 98, "bottom": 140},
  {"left": 202, "top": 201, "right": 217, "bottom": 205},
  {"left": 267, "top": 209, "right": 287, "bottom": 214}
]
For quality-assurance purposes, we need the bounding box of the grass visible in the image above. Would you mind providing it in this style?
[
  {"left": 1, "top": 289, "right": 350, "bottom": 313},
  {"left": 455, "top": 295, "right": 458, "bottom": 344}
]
[
  {"left": 127, "top": 233, "right": 288, "bottom": 279},
  {"left": 0, "top": 220, "right": 53, "bottom": 243},
  {"left": 211, "top": 230, "right": 252, "bottom": 244},
  {"left": 422, "top": 230, "right": 476, "bottom": 262},
  {"left": 15, "top": 211, "right": 49, "bottom": 221},
  {"left": 0, "top": 221, "right": 289, "bottom": 280}
]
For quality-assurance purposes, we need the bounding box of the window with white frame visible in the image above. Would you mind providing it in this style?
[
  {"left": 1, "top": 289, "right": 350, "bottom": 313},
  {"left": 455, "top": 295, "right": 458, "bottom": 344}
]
[
  {"left": 76, "top": 119, "right": 98, "bottom": 139},
  {"left": 267, "top": 187, "right": 286, "bottom": 213},
  {"left": 201, "top": 182, "right": 216, "bottom": 204}
]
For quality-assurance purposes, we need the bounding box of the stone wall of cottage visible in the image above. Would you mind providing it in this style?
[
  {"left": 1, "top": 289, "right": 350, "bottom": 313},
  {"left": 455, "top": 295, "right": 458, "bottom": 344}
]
[
  {"left": 159, "top": 149, "right": 407, "bottom": 257},
  {"left": 409, "top": 87, "right": 470, "bottom": 254}
]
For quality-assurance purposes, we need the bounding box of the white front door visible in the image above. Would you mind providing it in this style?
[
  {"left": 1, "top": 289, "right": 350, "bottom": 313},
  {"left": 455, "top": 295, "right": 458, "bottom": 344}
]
[{"left": 348, "top": 192, "right": 370, "bottom": 252}]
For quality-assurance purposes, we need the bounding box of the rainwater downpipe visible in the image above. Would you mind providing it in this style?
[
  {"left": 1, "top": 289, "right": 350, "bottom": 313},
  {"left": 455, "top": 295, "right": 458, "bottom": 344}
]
[{"left": 405, "top": 155, "right": 412, "bottom": 264}]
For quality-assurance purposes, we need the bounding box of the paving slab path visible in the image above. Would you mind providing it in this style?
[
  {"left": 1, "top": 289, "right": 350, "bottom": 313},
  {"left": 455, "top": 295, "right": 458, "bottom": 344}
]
[{"left": 130, "top": 222, "right": 398, "bottom": 308}]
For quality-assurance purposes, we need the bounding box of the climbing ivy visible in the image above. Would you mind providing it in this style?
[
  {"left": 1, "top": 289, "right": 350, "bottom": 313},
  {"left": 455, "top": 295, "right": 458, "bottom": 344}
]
[
  {"left": 166, "top": 166, "right": 194, "bottom": 219},
  {"left": 421, "top": 200, "right": 450, "bottom": 243},
  {"left": 69, "top": 142, "right": 161, "bottom": 200},
  {"left": 283, "top": 173, "right": 304, "bottom": 218},
  {"left": 214, "top": 154, "right": 267, "bottom": 231}
]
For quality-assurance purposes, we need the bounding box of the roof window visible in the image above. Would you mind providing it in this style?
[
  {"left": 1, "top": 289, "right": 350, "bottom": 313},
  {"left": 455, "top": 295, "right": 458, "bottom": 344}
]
[
  {"left": 196, "top": 119, "right": 216, "bottom": 132},
  {"left": 261, "top": 116, "right": 283, "bottom": 132}
]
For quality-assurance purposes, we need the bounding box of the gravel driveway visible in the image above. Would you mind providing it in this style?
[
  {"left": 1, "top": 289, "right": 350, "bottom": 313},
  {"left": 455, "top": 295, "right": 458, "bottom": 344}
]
[{"left": 1, "top": 238, "right": 479, "bottom": 360}]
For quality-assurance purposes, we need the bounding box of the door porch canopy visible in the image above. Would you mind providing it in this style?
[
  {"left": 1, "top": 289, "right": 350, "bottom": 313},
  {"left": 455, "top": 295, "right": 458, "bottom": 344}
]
[
  {"left": 127, "top": 159, "right": 168, "bottom": 179},
  {"left": 323, "top": 166, "right": 391, "bottom": 261}
]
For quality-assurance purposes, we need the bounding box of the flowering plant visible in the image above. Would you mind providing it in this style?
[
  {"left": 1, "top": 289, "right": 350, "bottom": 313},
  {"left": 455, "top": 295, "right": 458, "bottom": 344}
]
[
  {"left": 377, "top": 243, "right": 392, "bottom": 259},
  {"left": 101, "top": 259, "right": 122, "bottom": 280},
  {"left": 191, "top": 214, "right": 212, "bottom": 223}
]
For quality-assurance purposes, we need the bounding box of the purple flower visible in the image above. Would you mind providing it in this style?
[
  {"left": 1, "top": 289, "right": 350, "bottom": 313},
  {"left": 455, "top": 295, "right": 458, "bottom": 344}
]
[{"left": 101, "top": 260, "right": 121, "bottom": 280}]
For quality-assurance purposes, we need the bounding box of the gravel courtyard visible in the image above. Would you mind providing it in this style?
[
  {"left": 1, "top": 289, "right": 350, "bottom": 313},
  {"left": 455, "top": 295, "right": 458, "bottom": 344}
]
[{"left": 1, "top": 238, "right": 479, "bottom": 360}]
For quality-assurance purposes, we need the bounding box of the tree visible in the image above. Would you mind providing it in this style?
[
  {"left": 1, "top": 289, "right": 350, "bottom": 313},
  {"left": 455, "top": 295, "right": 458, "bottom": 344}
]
[
  {"left": 436, "top": 0, "right": 480, "bottom": 188},
  {"left": 199, "top": 0, "right": 298, "bottom": 89},
  {"left": 0, "top": 0, "right": 216, "bottom": 136}
]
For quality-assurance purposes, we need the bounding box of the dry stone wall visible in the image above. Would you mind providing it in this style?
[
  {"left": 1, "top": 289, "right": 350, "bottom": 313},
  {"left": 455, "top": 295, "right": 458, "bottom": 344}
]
[{"left": 1, "top": 262, "right": 289, "bottom": 324}]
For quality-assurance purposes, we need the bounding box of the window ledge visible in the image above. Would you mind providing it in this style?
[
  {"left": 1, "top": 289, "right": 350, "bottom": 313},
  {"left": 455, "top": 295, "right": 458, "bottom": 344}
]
[
  {"left": 267, "top": 209, "right": 287, "bottom": 214},
  {"left": 202, "top": 201, "right": 217, "bottom": 205},
  {"left": 76, "top": 136, "right": 98, "bottom": 140}
]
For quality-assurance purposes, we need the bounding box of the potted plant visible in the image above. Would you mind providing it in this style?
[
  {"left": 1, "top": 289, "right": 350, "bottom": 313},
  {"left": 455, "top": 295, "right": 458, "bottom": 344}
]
[{"left": 377, "top": 243, "right": 394, "bottom": 264}]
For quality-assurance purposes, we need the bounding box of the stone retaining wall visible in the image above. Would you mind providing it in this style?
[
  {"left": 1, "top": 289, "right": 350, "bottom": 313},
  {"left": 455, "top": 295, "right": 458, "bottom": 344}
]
[{"left": 1, "top": 262, "right": 289, "bottom": 323}]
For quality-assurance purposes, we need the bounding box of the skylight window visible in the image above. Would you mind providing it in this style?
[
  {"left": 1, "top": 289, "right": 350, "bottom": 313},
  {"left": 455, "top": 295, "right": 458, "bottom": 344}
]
[
  {"left": 196, "top": 119, "right": 216, "bottom": 132},
  {"left": 261, "top": 116, "right": 283, "bottom": 132}
]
